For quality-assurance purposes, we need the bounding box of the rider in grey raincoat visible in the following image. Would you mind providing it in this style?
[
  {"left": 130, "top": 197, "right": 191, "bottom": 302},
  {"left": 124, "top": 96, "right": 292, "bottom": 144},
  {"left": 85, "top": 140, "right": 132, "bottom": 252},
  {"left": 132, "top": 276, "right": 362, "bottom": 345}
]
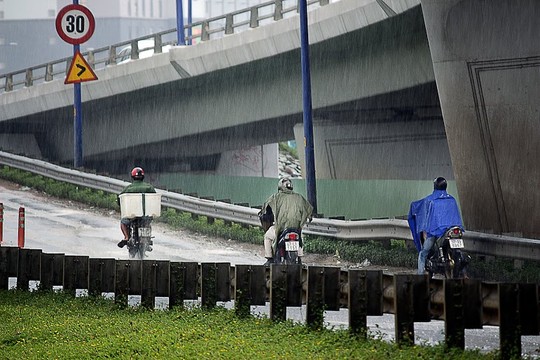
[{"left": 259, "top": 177, "right": 313, "bottom": 266}]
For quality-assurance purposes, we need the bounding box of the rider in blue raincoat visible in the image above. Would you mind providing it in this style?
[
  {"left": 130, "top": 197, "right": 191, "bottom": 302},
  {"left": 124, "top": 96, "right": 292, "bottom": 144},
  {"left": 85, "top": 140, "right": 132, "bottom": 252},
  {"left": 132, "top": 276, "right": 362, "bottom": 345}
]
[{"left": 408, "top": 177, "right": 463, "bottom": 274}]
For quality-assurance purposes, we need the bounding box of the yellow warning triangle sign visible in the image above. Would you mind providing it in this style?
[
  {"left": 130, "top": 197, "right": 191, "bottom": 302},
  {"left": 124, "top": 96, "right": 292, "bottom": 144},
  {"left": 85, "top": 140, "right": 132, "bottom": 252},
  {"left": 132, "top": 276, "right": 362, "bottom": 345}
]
[{"left": 65, "top": 51, "right": 98, "bottom": 84}]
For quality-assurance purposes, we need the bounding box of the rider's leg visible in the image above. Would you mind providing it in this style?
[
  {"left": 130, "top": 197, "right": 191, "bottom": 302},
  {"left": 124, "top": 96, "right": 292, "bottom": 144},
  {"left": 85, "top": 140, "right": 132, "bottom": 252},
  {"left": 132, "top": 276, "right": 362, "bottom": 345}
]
[
  {"left": 118, "top": 218, "right": 131, "bottom": 248},
  {"left": 417, "top": 236, "right": 435, "bottom": 274},
  {"left": 264, "top": 225, "right": 276, "bottom": 265}
]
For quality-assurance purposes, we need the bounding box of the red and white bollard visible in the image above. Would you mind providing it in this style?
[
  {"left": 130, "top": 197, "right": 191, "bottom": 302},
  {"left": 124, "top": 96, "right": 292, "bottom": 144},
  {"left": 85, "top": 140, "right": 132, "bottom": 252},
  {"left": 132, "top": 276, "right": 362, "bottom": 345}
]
[{"left": 18, "top": 207, "right": 25, "bottom": 248}]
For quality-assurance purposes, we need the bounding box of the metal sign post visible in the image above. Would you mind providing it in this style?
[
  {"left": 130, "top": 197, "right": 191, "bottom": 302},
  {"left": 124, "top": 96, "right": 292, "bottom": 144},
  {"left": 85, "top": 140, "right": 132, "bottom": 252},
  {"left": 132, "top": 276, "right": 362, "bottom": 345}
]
[
  {"left": 55, "top": 1, "right": 96, "bottom": 168},
  {"left": 299, "top": 0, "right": 317, "bottom": 214}
]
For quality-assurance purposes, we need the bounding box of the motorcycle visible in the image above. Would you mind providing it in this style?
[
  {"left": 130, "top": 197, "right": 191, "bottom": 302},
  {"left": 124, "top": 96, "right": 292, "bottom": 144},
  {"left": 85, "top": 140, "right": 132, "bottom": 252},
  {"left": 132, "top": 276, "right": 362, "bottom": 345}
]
[
  {"left": 119, "top": 192, "right": 161, "bottom": 259},
  {"left": 126, "top": 216, "right": 154, "bottom": 259},
  {"left": 274, "top": 228, "right": 302, "bottom": 265},
  {"left": 425, "top": 226, "right": 470, "bottom": 279}
]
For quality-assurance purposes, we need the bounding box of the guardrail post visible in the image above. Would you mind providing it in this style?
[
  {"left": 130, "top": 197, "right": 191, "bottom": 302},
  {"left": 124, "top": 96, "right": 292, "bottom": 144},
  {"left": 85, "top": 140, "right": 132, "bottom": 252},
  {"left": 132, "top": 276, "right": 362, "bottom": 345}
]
[
  {"left": 45, "top": 64, "right": 53, "bottom": 82},
  {"left": 225, "top": 14, "right": 234, "bottom": 34},
  {"left": 499, "top": 283, "right": 521, "bottom": 359},
  {"left": 5, "top": 74, "right": 13, "bottom": 92},
  {"left": 17, "top": 207, "right": 24, "bottom": 248},
  {"left": 108, "top": 45, "right": 118, "bottom": 65},
  {"left": 153, "top": 35, "right": 163, "bottom": 54},
  {"left": 519, "top": 283, "right": 539, "bottom": 336},
  {"left": 131, "top": 40, "right": 139, "bottom": 60},
  {"left": 444, "top": 279, "right": 465, "bottom": 349},
  {"left": 306, "top": 266, "right": 325, "bottom": 329},
  {"left": 270, "top": 264, "right": 287, "bottom": 321},
  {"left": 0, "top": 247, "right": 18, "bottom": 290},
  {"left": 274, "top": 0, "right": 283, "bottom": 20},
  {"left": 88, "top": 258, "right": 115, "bottom": 296},
  {"left": 41, "top": 253, "right": 65, "bottom": 291},
  {"left": 25, "top": 69, "right": 33, "bottom": 87},
  {"left": 201, "top": 21, "right": 210, "bottom": 41},
  {"left": 348, "top": 269, "right": 368, "bottom": 336},
  {"left": 201, "top": 262, "right": 217, "bottom": 309},
  {"left": 87, "top": 51, "right": 95, "bottom": 68},
  {"left": 63, "top": 255, "right": 89, "bottom": 296},
  {"left": 250, "top": 7, "right": 259, "bottom": 28},
  {"left": 17, "top": 248, "right": 41, "bottom": 291},
  {"left": 394, "top": 274, "right": 415, "bottom": 346},
  {"left": 235, "top": 265, "right": 266, "bottom": 317}
]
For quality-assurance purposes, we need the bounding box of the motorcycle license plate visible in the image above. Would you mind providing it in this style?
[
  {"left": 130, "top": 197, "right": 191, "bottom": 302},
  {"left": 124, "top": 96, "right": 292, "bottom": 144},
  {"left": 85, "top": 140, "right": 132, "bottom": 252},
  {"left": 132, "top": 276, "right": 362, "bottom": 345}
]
[
  {"left": 285, "top": 241, "right": 300, "bottom": 251},
  {"left": 449, "top": 239, "right": 464, "bottom": 249},
  {"left": 138, "top": 227, "right": 151, "bottom": 237}
]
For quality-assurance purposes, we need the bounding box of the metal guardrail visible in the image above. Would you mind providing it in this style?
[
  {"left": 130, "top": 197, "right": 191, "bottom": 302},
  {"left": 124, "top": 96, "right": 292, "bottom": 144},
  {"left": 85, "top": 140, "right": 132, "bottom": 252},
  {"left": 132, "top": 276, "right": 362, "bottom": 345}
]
[
  {"left": 0, "top": 0, "right": 331, "bottom": 94},
  {"left": 0, "top": 151, "right": 539, "bottom": 261}
]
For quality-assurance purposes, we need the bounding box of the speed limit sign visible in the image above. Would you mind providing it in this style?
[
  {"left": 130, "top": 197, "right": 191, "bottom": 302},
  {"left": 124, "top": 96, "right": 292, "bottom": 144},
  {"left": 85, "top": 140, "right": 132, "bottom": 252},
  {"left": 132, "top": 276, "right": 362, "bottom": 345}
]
[{"left": 55, "top": 4, "right": 95, "bottom": 45}]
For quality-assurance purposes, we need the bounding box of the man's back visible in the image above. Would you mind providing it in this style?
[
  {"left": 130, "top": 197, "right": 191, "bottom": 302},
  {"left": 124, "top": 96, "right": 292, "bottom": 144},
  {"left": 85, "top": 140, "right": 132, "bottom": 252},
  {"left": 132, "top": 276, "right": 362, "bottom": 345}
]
[
  {"left": 267, "top": 189, "right": 313, "bottom": 235},
  {"left": 121, "top": 180, "right": 155, "bottom": 194}
]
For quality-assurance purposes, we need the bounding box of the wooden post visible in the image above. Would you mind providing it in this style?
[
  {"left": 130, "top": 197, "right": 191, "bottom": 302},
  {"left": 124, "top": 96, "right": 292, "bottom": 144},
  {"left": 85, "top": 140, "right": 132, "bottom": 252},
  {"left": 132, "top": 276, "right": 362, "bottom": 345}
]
[
  {"left": 323, "top": 266, "right": 341, "bottom": 311},
  {"left": 88, "top": 258, "right": 115, "bottom": 296},
  {"left": 201, "top": 263, "right": 217, "bottom": 309},
  {"left": 216, "top": 263, "right": 231, "bottom": 302},
  {"left": 17, "top": 207, "right": 24, "bottom": 248},
  {"left": 444, "top": 279, "right": 465, "bottom": 349},
  {"left": 306, "top": 266, "right": 325, "bottom": 329},
  {"left": 366, "top": 270, "right": 383, "bottom": 316},
  {"left": 63, "top": 255, "right": 89, "bottom": 296},
  {"left": 235, "top": 265, "right": 252, "bottom": 318},
  {"left": 463, "top": 279, "right": 483, "bottom": 329},
  {"left": 115, "top": 260, "right": 130, "bottom": 307},
  {"left": 499, "top": 283, "right": 521, "bottom": 359},
  {"left": 348, "top": 269, "right": 367, "bottom": 336},
  {"left": 40, "top": 253, "right": 65, "bottom": 291},
  {"left": 519, "top": 283, "right": 539, "bottom": 336},
  {"left": 394, "top": 274, "right": 415, "bottom": 346},
  {"left": 141, "top": 260, "right": 170, "bottom": 309},
  {"left": 17, "top": 248, "right": 41, "bottom": 291},
  {"left": 0, "top": 247, "right": 18, "bottom": 290},
  {"left": 270, "top": 264, "right": 287, "bottom": 321}
]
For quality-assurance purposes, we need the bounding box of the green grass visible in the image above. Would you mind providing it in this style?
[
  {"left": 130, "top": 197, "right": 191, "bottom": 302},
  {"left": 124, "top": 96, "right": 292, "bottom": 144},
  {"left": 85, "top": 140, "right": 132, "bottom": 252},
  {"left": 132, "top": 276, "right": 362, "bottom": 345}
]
[{"left": 0, "top": 290, "right": 499, "bottom": 360}]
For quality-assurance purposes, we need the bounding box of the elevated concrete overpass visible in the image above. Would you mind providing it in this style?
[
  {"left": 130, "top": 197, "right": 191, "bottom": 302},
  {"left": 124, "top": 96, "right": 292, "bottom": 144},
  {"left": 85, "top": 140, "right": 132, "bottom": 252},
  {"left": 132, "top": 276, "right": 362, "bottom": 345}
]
[{"left": 0, "top": 0, "right": 539, "bottom": 239}]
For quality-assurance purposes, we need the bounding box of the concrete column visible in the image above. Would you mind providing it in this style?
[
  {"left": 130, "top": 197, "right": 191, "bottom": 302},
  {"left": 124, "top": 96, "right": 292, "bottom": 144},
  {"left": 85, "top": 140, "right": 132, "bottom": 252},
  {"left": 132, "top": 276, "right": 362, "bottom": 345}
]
[{"left": 421, "top": 0, "right": 540, "bottom": 238}]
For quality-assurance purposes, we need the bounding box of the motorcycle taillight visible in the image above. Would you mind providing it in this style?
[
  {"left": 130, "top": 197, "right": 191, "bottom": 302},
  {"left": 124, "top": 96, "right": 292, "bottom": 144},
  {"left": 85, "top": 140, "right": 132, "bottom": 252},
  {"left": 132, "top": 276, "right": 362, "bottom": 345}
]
[
  {"left": 452, "top": 228, "right": 461, "bottom": 235},
  {"left": 286, "top": 233, "right": 298, "bottom": 240}
]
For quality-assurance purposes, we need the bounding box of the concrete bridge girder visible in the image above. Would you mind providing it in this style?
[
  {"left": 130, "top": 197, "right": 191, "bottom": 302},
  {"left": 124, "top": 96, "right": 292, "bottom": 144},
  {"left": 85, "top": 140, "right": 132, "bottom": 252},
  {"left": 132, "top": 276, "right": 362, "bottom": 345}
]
[{"left": 421, "top": 0, "right": 540, "bottom": 238}]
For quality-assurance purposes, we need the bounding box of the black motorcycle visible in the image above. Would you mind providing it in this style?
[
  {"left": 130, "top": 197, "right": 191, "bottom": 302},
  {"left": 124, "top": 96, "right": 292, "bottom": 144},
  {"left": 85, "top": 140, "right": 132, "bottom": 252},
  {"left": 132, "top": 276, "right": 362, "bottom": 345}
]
[
  {"left": 274, "top": 228, "right": 302, "bottom": 265},
  {"left": 425, "top": 226, "right": 470, "bottom": 279},
  {"left": 126, "top": 216, "right": 154, "bottom": 259}
]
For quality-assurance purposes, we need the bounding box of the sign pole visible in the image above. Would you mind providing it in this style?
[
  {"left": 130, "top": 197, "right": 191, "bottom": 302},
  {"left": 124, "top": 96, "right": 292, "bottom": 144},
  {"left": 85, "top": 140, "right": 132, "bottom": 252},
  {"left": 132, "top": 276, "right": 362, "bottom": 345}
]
[
  {"left": 299, "top": 0, "right": 317, "bottom": 214},
  {"left": 56, "top": 1, "right": 96, "bottom": 168},
  {"left": 176, "top": 0, "right": 185, "bottom": 45},
  {"left": 73, "top": 0, "right": 82, "bottom": 168}
]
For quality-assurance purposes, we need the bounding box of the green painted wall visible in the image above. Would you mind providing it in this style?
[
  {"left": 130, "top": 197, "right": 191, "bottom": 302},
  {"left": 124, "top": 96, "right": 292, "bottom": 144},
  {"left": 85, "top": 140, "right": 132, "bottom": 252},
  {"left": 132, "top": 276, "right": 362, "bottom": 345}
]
[{"left": 156, "top": 174, "right": 461, "bottom": 220}]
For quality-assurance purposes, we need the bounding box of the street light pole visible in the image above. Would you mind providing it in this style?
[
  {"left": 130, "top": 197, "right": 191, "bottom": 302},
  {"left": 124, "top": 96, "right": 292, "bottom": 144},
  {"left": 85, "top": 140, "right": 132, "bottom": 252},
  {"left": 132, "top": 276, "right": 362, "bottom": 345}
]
[
  {"left": 299, "top": 0, "right": 317, "bottom": 214},
  {"left": 176, "top": 0, "right": 185, "bottom": 45},
  {"left": 188, "top": 0, "right": 192, "bottom": 45}
]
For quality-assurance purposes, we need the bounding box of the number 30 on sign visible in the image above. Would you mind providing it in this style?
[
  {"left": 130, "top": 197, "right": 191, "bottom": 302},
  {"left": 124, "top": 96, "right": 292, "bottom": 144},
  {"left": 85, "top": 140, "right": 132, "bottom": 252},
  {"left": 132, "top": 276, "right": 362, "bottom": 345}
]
[{"left": 55, "top": 4, "right": 95, "bottom": 45}]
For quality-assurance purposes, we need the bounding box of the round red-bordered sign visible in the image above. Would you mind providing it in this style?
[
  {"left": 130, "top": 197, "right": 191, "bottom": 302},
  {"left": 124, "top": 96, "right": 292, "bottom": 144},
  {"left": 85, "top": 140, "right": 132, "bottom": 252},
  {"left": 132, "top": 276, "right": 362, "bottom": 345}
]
[{"left": 55, "top": 4, "right": 95, "bottom": 45}]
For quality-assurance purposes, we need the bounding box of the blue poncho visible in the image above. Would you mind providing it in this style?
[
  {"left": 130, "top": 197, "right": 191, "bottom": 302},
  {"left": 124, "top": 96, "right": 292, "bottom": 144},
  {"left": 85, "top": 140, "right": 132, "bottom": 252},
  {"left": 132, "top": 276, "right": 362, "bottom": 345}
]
[{"left": 408, "top": 190, "right": 463, "bottom": 251}]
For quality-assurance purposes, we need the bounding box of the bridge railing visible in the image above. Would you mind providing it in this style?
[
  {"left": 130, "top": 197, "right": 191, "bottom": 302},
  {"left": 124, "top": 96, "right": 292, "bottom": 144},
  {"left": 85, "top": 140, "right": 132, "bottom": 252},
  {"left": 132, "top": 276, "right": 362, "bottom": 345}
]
[
  {"left": 1, "top": 150, "right": 540, "bottom": 262},
  {"left": 0, "top": 0, "right": 330, "bottom": 94}
]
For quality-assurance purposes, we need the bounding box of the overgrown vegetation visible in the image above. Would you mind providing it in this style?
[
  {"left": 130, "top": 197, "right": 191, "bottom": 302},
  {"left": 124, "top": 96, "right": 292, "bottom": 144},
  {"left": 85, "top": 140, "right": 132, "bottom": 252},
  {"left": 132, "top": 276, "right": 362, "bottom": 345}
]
[
  {"left": 0, "top": 165, "right": 539, "bottom": 283},
  {"left": 0, "top": 290, "right": 499, "bottom": 359}
]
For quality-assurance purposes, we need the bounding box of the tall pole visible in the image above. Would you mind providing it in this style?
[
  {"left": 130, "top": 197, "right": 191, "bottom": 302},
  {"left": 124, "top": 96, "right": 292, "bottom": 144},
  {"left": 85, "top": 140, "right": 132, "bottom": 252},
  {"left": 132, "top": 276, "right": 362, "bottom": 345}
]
[
  {"left": 176, "top": 0, "right": 185, "bottom": 45},
  {"left": 73, "top": 0, "right": 83, "bottom": 168},
  {"left": 188, "top": 0, "right": 192, "bottom": 45},
  {"left": 299, "top": 0, "right": 317, "bottom": 214}
]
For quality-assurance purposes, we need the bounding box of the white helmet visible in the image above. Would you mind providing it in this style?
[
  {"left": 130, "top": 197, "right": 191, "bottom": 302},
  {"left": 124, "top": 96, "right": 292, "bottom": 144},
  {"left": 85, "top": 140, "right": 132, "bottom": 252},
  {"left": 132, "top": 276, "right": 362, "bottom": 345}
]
[{"left": 278, "top": 177, "right": 293, "bottom": 191}]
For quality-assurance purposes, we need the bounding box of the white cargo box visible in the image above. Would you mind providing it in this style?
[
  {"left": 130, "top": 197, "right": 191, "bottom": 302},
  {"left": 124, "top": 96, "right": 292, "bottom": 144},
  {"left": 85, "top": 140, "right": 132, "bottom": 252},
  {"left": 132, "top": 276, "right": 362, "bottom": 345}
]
[{"left": 119, "top": 193, "right": 161, "bottom": 218}]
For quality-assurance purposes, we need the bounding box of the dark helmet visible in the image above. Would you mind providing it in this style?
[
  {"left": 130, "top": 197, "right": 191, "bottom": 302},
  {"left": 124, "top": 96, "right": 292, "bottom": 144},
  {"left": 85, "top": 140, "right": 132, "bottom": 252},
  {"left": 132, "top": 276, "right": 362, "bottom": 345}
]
[
  {"left": 131, "top": 167, "right": 145, "bottom": 181},
  {"left": 278, "top": 177, "right": 293, "bottom": 191},
  {"left": 433, "top": 177, "right": 447, "bottom": 190}
]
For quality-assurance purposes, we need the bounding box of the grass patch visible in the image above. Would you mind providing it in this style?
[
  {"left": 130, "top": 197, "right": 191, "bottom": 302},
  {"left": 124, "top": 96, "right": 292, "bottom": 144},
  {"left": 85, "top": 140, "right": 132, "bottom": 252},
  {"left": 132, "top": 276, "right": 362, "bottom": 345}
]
[{"left": 0, "top": 290, "right": 499, "bottom": 360}]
